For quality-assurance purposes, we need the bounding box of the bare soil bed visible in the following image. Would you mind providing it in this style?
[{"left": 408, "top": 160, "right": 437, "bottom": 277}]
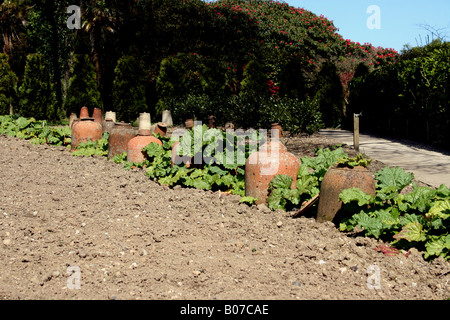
[{"left": 0, "top": 132, "right": 449, "bottom": 300}]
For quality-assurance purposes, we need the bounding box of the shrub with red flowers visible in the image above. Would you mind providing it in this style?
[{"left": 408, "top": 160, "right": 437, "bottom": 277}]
[
  {"left": 266, "top": 79, "right": 279, "bottom": 96},
  {"left": 130, "top": 0, "right": 402, "bottom": 131}
]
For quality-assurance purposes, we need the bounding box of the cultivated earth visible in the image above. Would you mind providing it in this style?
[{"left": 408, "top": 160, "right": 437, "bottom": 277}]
[{"left": 0, "top": 132, "right": 449, "bottom": 300}]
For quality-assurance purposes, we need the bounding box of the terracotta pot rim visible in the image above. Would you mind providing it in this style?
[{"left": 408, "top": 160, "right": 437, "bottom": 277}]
[{"left": 332, "top": 165, "right": 369, "bottom": 171}]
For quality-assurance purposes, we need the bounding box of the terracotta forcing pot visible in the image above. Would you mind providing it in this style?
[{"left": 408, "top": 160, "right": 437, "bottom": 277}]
[
  {"left": 107, "top": 123, "right": 137, "bottom": 159},
  {"left": 316, "top": 166, "right": 376, "bottom": 223},
  {"left": 245, "top": 140, "right": 300, "bottom": 205},
  {"left": 154, "top": 122, "right": 168, "bottom": 137},
  {"left": 225, "top": 122, "right": 235, "bottom": 130},
  {"left": 127, "top": 135, "right": 163, "bottom": 163},
  {"left": 102, "top": 119, "right": 115, "bottom": 134},
  {"left": 127, "top": 113, "right": 162, "bottom": 163},
  {"left": 71, "top": 119, "right": 80, "bottom": 130},
  {"left": 71, "top": 117, "right": 102, "bottom": 151},
  {"left": 138, "top": 113, "right": 152, "bottom": 136}
]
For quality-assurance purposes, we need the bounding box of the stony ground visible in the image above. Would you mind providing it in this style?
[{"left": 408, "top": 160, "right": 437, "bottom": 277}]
[{"left": 0, "top": 132, "right": 449, "bottom": 300}]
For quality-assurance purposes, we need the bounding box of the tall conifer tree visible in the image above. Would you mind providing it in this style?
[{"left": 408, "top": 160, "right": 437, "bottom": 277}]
[
  {"left": 112, "top": 55, "right": 147, "bottom": 123},
  {"left": 18, "top": 53, "right": 56, "bottom": 120},
  {"left": 64, "top": 54, "right": 102, "bottom": 117},
  {"left": 0, "top": 53, "right": 18, "bottom": 115}
]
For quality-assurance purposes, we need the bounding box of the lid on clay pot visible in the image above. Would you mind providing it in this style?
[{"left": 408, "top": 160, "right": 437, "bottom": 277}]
[
  {"left": 79, "top": 106, "right": 89, "bottom": 118},
  {"left": 138, "top": 113, "right": 152, "bottom": 135},
  {"left": 105, "top": 111, "right": 116, "bottom": 122},
  {"left": 114, "top": 122, "right": 132, "bottom": 126}
]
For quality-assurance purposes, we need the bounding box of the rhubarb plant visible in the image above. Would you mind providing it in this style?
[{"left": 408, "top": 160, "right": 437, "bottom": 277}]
[
  {"left": 267, "top": 147, "right": 349, "bottom": 211},
  {"left": 135, "top": 125, "right": 258, "bottom": 196},
  {"left": 339, "top": 166, "right": 450, "bottom": 260},
  {"left": 0, "top": 115, "right": 71, "bottom": 146},
  {"left": 72, "top": 133, "right": 109, "bottom": 157}
]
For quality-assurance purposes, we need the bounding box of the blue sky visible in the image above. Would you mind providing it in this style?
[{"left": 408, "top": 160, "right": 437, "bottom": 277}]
[{"left": 285, "top": 0, "right": 450, "bottom": 52}]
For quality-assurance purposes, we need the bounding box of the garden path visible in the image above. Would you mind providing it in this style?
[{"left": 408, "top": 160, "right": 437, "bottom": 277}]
[{"left": 319, "top": 129, "right": 450, "bottom": 188}]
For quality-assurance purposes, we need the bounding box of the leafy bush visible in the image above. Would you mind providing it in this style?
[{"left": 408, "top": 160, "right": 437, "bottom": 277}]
[
  {"left": 348, "top": 41, "right": 450, "bottom": 148},
  {"left": 0, "top": 54, "right": 18, "bottom": 115},
  {"left": 64, "top": 54, "right": 102, "bottom": 117},
  {"left": 314, "top": 62, "right": 345, "bottom": 128},
  {"left": 265, "top": 97, "right": 323, "bottom": 136},
  {"left": 278, "top": 57, "right": 309, "bottom": 99},
  {"left": 18, "top": 53, "right": 56, "bottom": 120},
  {"left": 112, "top": 55, "right": 148, "bottom": 123},
  {"left": 155, "top": 56, "right": 187, "bottom": 114},
  {"left": 170, "top": 94, "right": 216, "bottom": 125},
  {"left": 240, "top": 59, "right": 269, "bottom": 101}
]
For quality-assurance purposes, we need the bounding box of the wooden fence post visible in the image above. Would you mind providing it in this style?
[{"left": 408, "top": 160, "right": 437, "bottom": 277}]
[{"left": 353, "top": 113, "right": 360, "bottom": 153}]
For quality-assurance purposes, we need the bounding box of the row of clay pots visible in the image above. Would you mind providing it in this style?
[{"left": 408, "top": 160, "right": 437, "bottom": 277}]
[
  {"left": 124, "top": 114, "right": 374, "bottom": 224},
  {"left": 70, "top": 108, "right": 168, "bottom": 162},
  {"left": 108, "top": 115, "right": 168, "bottom": 162},
  {"left": 72, "top": 107, "right": 373, "bottom": 224}
]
